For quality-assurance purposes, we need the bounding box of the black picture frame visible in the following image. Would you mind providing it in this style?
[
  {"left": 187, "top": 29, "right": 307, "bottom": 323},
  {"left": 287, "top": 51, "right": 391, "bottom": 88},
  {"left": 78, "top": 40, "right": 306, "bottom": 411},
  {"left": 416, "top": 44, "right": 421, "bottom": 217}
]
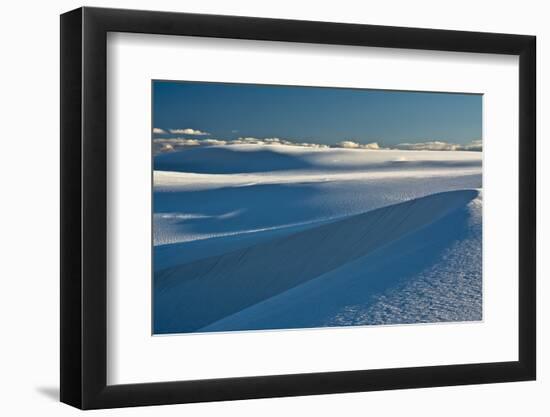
[{"left": 60, "top": 6, "right": 536, "bottom": 410}]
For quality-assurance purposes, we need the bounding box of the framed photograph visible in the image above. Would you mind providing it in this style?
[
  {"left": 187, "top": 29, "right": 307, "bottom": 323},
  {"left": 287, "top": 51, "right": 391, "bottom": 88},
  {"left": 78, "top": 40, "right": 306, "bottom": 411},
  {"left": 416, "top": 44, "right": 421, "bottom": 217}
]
[{"left": 60, "top": 7, "right": 536, "bottom": 409}]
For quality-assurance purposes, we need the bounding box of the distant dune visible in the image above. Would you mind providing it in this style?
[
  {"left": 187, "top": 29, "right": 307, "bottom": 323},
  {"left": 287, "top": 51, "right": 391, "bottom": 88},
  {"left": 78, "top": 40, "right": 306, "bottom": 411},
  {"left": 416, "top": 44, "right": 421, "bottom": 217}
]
[{"left": 154, "top": 144, "right": 481, "bottom": 174}]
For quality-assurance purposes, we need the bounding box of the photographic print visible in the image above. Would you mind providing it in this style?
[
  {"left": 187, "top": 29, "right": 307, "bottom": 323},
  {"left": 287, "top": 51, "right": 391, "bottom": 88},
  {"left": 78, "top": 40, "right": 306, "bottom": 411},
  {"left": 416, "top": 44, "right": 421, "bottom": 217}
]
[{"left": 152, "top": 81, "right": 482, "bottom": 335}]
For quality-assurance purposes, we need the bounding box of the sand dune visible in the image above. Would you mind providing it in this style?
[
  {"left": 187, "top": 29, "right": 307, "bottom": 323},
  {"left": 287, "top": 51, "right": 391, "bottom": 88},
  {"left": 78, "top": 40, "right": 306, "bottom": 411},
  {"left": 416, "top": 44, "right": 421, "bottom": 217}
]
[
  {"left": 154, "top": 144, "right": 481, "bottom": 175},
  {"left": 154, "top": 189, "right": 481, "bottom": 334}
]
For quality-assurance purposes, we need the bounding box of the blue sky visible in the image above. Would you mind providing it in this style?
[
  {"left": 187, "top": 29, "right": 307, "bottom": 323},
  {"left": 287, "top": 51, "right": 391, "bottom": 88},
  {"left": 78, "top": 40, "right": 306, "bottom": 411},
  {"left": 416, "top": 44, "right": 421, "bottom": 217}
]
[{"left": 153, "top": 80, "right": 482, "bottom": 147}]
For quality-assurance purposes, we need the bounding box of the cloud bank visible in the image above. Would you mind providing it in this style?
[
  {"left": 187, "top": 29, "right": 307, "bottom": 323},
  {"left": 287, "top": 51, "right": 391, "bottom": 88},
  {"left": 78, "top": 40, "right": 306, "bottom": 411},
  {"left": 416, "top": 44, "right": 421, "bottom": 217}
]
[
  {"left": 153, "top": 127, "right": 167, "bottom": 134},
  {"left": 153, "top": 137, "right": 331, "bottom": 154},
  {"left": 153, "top": 135, "right": 482, "bottom": 155}
]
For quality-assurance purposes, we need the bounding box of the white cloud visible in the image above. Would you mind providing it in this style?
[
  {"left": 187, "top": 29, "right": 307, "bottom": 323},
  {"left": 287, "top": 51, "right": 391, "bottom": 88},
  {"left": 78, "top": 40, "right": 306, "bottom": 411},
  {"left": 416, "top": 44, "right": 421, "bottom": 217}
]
[
  {"left": 394, "top": 141, "right": 460, "bottom": 151},
  {"left": 169, "top": 128, "right": 210, "bottom": 135},
  {"left": 230, "top": 137, "right": 267, "bottom": 145},
  {"left": 334, "top": 141, "right": 381, "bottom": 150},
  {"left": 153, "top": 127, "right": 167, "bottom": 134},
  {"left": 159, "top": 143, "right": 174, "bottom": 152},
  {"left": 201, "top": 139, "right": 228, "bottom": 146},
  {"left": 231, "top": 137, "right": 329, "bottom": 148},
  {"left": 335, "top": 140, "right": 360, "bottom": 149},
  {"left": 153, "top": 138, "right": 200, "bottom": 154},
  {"left": 153, "top": 137, "right": 231, "bottom": 154},
  {"left": 394, "top": 140, "right": 482, "bottom": 152},
  {"left": 295, "top": 142, "right": 329, "bottom": 149}
]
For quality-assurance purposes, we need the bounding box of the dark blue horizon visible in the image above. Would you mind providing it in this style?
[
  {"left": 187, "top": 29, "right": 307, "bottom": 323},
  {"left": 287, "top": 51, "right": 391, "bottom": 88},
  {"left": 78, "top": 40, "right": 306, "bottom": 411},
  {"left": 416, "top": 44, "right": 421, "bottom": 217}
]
[{"left": 153, "top": 80, "right": 482, "bottom": 147}]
